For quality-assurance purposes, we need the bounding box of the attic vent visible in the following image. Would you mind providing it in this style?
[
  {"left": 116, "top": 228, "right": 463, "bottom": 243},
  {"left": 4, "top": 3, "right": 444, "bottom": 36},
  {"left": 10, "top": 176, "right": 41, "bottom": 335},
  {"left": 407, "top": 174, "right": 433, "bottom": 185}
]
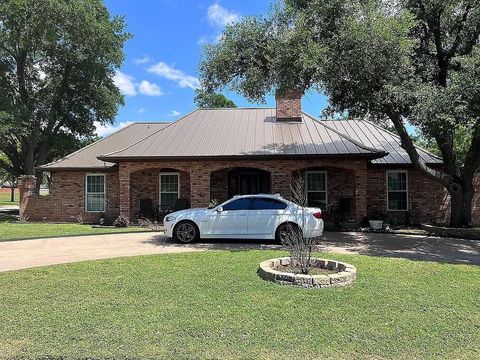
[{"left": 275, "top": 90, "right": 303, "bottom": 122}]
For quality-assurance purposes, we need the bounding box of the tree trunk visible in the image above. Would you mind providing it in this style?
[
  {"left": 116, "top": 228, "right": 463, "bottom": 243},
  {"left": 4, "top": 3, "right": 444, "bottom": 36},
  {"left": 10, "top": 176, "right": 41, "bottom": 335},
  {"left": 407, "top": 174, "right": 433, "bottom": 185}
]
[
  {"left": 10, "top": 187, "right": 15, "bottom": 202},
  {"left": 449, "top": 181, "right": 474, "bottom": 227}
]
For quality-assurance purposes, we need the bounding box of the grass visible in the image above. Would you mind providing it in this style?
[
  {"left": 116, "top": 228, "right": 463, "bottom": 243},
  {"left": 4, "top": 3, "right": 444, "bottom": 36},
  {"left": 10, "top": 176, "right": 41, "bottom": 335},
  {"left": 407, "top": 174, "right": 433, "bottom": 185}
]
[
  {"left": 0, "top": 214, "right": 151, "bottom": 241},
  {"left": 0, "top": 188, "right": 19, "bottom": 206},
  {"left": 0, "top": 250, "right": 479, "bottom": 359}
]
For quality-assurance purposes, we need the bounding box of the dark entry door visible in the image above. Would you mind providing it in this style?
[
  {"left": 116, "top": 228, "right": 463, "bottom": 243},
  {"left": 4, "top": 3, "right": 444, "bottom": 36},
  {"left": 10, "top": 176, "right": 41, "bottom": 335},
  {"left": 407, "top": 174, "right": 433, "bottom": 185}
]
[
  {"left": 239, "top": 173, "right": 259, "bottom": 195},
  {"left": 228, "top": 168, "right": 271, "bottom": 197}
]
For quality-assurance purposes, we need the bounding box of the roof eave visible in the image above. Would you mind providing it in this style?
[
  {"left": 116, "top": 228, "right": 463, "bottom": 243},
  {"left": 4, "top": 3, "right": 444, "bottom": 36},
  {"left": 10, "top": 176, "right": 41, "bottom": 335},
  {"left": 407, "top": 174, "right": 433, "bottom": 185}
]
[{"left": 97, "top": 152, "right": 388, "bottom": 163}]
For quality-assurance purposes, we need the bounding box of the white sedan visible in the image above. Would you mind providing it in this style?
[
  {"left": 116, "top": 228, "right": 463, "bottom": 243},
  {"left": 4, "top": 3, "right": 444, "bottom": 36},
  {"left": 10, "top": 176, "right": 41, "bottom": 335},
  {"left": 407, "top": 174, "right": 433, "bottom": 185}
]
[{"left": 164, "top": 194, "right": 324, "bottom": 243}]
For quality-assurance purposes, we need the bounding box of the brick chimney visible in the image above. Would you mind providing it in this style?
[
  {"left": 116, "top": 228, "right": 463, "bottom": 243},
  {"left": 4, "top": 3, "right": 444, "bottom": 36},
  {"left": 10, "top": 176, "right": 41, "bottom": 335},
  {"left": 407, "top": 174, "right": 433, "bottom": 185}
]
[{"left": 275, "top": 90, "right": 303, "bottom": 122}]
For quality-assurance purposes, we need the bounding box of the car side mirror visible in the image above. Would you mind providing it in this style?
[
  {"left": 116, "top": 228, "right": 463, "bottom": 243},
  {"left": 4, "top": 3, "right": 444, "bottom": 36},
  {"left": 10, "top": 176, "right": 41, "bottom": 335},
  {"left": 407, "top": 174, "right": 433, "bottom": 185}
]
[{"left": 216, "top": 206, "right": 223, "bottom": 213}]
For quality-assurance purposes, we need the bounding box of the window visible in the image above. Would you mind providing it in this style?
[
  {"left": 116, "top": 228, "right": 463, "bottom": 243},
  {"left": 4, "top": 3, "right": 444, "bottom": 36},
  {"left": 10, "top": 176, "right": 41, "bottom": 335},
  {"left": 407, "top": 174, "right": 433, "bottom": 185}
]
[
  {"left": 387, "top": 171, "right": 408, "bottom": 211},
  {"left": 159, "top": 172, "right": 179, "bottom": 207},
  {"left": 251, "top": 198, "right": 288, "bottom": 210},
  {"left": 85, "top": 174, "right": 106, "bottom": 212},
  {"left": 306, "top": 171, "right": 327, "bottom": 209},
  {"left": 223, "top": 198, "right": 251, "bottom": 211}
]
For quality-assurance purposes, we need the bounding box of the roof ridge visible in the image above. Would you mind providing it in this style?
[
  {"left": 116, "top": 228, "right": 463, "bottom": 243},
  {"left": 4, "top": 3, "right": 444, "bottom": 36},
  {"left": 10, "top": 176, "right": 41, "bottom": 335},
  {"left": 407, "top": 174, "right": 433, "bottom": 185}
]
[
  {"left": 303, "top": 112, "right": 387, "bottom": 155},
  {"left": 99, "top": 109, "right": 199, "bottom": 158},
  {"left": 361, "top": 119, "right": 443, "bottom": 160}
]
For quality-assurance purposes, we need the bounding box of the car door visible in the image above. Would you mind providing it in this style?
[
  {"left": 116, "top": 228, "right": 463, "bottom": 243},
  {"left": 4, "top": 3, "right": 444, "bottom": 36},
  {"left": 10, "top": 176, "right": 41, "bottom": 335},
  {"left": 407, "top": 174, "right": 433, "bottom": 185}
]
[
  {"left": 247, "top": 197, "right": 288, "bottom": 236},
  {"left": 205, "top": 198, "right": 251, "bottom": 236}
]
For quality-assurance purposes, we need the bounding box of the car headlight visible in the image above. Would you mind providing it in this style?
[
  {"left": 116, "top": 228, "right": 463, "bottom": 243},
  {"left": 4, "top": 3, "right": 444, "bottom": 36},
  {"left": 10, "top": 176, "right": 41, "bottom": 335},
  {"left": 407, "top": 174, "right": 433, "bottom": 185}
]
[{"left": 164, "top": 215, "right": 176, "bottom": 222}]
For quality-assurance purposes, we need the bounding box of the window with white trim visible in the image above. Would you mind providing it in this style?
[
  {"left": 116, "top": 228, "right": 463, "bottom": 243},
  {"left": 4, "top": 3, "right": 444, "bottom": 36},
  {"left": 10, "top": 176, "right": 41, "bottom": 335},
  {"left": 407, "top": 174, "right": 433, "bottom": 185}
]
[
  {"left": 306, "top": 171, "right": 327, "bottom": 209},
  {"left": 85, "top": 174, "right": 106, "bottom": 212},
  {"left": 387, "top": 171, "right": 408, "bottom": 211},
  {"left": 159, "top": 172, "right": 179, "bottom": 207}
]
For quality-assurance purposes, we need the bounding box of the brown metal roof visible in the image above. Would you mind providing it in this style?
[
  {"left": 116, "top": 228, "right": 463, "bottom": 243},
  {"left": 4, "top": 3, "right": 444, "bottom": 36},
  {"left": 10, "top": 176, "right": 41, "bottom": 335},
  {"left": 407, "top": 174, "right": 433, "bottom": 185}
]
[
  {"left": 323, "top": 120, "right": 442, "bottom": 165},
  {"left": 39, "top": 122, "right": 169, "bottom": 170},
  {"left": 40, "top": 110, "right": 442, "bottom": 170},
  {"left": 99, "top": 109, "right": 385, "bottom": 160}
]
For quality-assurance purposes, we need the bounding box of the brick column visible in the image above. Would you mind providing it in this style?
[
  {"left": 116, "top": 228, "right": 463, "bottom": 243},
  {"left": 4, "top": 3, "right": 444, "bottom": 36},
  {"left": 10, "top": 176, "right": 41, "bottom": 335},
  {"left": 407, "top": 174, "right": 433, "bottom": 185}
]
[
  {"left": 190, "top": 167, "right": 211, "bottom": 207},
  {"left": 18, "top": 175, "right": 37, "bottom": 219},
  {"left": 354, "top": 167, "right": 368, "bottom": 220},
  {"left": 271, "top": 169, "right": 292, "bottom": 198},
  {"left": 119, "top": 164, "right": 132, "bottom": 221}
]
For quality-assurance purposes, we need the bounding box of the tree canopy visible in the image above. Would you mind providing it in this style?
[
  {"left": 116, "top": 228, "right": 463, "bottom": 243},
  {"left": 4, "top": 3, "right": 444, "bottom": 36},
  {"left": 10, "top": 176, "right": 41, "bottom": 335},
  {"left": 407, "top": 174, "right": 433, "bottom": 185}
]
[
  {"left": 194, "top": 89, "right": 237, "bottom": 108},
  {"left": 200, "top": 0, "right": 480, "bottom": 227},
  {"left": 0, "top": 0, "right": 130, "bottom": 177}
]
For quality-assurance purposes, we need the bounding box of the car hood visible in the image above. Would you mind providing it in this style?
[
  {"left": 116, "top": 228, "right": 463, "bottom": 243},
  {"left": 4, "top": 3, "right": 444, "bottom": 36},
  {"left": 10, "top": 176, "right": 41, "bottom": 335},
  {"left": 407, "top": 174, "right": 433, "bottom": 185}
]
[{"left": 169, "top": 208, "right": 210, "bottom": 218}]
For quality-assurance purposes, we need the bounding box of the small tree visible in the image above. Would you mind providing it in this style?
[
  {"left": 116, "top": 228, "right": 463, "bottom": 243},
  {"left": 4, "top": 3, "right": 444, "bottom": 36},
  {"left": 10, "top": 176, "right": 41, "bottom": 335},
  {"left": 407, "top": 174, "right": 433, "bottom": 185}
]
[{"left": 281, "top": 176, "right": 322, "bottom": 275}]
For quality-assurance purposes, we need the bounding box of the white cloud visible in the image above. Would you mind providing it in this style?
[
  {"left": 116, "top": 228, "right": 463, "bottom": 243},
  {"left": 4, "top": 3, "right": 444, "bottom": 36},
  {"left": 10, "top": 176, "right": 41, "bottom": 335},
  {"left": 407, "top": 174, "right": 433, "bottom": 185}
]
[
  {"left": 207, "top": 4, "right": 240, "bottom": 27},
  {"left": 147, "top": 62, "right": 200, "bottom": 90},
  {"left": 113, "top": 70, "right": 136, "bottom": 96},
  {"left": 138, "top": 107, "right": 146, "bottom": 114},
  {"left": 133, "top": 55, "right": 152, "bottom": 65},
  {"left": 138, "top": 80, "right": 164, "bottom": 96},
  {"left": 94, "top": 121, "right": 133, "bottom": 137},
  {"left": 168, "top": 110, "right": 181, "bottom": 117}
]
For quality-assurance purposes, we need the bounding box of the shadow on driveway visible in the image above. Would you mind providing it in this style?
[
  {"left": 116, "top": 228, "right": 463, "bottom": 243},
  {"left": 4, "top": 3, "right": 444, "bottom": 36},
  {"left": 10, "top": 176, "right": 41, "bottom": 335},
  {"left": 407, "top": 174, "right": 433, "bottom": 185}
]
[{"left": 144, "top": 231, "right": 480, "bottom": 265}]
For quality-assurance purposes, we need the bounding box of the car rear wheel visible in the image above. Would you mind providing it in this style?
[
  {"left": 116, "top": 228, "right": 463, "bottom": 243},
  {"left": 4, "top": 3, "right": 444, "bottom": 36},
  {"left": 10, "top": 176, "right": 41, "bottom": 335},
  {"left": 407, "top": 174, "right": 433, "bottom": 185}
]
[
  {"left": 174, "top": 221, "right": 199, "bottom": 243},
  {"left": 275, "top": 222, "right": 300, "bottom": 243}
]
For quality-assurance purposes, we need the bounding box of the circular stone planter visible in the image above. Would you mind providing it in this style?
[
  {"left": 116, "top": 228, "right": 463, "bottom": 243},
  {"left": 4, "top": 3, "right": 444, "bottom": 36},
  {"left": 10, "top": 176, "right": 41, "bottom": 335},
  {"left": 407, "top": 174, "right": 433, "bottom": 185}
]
[{"left": 258, "top": 257, "right": 357, "bottom": 288}]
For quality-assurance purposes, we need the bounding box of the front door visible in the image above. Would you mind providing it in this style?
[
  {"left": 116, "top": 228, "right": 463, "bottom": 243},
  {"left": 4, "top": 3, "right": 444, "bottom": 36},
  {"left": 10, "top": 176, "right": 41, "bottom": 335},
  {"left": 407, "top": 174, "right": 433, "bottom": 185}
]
[{"left": 239, "top": 173, "right": 259, "bottom": 195}]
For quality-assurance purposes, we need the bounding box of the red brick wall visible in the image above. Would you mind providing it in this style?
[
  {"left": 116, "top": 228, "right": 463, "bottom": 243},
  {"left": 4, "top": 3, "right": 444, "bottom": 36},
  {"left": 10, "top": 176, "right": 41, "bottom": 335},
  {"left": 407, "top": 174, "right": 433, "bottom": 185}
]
[
  {"left": 367, "top": 168, "right": 450, "bottom": 225},
  {"left": 20, "top": 171, "right": 119, "bottom": 223},
  {"left": 130, "top": 168, "right": 190, "bottom": 218},
  {"left": 22, "top": 159, "right": 480, "bottom": 225},
  {"left": 115, "top": 158, "right": 367, "bottom": 221}
]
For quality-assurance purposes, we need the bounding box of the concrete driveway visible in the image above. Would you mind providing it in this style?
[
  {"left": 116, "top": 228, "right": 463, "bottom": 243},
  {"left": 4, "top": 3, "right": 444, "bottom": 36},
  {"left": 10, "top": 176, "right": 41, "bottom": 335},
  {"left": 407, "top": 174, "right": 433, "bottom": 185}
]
[{"left": 0, "top": 231, "right": 479, "bottom": 272}]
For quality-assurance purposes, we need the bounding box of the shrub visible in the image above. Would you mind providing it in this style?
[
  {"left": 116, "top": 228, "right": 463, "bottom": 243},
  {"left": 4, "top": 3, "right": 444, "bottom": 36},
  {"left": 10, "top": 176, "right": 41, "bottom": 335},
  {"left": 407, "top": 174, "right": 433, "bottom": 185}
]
[{"left": 113, "top": 215, "right": 129, "bottom": 228}]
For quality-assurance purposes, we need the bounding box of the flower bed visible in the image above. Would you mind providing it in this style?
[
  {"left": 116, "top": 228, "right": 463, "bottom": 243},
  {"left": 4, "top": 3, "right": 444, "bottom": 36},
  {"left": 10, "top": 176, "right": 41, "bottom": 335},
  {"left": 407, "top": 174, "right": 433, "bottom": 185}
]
[{"left": 258, "top": 257, "right": 357, "bottom": 288}]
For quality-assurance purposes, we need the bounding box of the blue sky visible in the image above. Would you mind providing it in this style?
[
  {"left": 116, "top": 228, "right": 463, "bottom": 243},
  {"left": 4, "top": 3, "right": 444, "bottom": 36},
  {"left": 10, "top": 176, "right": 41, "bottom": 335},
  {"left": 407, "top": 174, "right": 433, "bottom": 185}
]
[{"left": 99, "top": 0, "right": 328, "bottom": 136}]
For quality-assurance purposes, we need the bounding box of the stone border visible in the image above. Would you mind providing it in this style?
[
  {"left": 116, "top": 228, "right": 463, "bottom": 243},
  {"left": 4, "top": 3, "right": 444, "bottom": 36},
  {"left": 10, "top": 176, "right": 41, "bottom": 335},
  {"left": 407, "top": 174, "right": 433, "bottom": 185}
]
[
  {"left": 420, "top": 224, "right": 480, "bottom": 240},
  {"left": 258, "top": 257, "right": 356, "bottom": 288}
]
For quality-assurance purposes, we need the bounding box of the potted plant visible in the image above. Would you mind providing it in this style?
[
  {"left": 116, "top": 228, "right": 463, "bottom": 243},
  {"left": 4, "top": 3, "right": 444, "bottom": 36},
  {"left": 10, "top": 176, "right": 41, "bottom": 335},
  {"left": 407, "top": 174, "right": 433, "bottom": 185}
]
[{"left": 368, "top": 210, "right": 387, "bottom": 231}]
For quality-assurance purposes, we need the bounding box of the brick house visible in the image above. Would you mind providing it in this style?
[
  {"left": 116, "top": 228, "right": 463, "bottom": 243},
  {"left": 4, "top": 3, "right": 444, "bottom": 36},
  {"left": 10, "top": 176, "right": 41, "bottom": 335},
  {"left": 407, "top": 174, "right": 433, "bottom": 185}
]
[{"left": 19, "top": 93, "right": 480, "bottom": 225}]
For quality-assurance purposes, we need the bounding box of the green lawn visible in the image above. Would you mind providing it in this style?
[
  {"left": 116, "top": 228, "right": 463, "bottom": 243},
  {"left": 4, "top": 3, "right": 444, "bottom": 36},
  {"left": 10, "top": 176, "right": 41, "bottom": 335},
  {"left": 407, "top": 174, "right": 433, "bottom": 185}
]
[
  {"left": 0, "top": 250, "right": 479, "bottom": 359},
  {"left": 0, "top": 215, "right": 151, "bottom": 241},
  {"left": 0, "top": 189, "right": 19, "bottom": 206}
]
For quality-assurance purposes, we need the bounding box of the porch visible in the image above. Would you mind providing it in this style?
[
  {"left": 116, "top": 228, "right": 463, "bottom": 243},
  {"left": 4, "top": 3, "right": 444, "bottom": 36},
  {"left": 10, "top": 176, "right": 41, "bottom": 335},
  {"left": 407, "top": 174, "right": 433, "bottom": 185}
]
[{"left": 120, "top": 159, "right": 368, "bottom": 223}]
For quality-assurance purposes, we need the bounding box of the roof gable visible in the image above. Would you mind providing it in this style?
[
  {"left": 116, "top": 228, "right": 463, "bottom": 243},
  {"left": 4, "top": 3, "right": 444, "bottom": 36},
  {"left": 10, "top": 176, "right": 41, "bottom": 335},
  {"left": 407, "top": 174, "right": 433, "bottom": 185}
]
[{"left": 40, "top": 122, "right": 169, "bottom": 170}]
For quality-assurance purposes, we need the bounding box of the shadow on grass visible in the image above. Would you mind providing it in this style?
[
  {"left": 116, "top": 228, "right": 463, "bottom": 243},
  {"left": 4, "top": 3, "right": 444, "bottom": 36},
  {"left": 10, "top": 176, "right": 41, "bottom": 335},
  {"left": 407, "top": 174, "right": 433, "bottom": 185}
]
[{"left": 144, "top": 231, "right": 480, "bottom": 265}]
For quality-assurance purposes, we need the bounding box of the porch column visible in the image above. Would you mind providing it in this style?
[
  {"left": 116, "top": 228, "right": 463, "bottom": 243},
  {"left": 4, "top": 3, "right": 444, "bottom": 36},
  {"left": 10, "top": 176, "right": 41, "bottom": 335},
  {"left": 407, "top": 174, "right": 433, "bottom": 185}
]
[
  {"left": 271, "top": 169, "right": 292, "bottom": 198},
  {"left": 18, "top": 175, "right": 36, "bottom": 220},
  {"left": 190, "top": 167, "right": 210, "bottom": 207},
  {"left": 119, "top": 164, "right": 132, "bottom": 221},
  {"left": 354, "top": 167, "right": 368, "bottom": 220}
]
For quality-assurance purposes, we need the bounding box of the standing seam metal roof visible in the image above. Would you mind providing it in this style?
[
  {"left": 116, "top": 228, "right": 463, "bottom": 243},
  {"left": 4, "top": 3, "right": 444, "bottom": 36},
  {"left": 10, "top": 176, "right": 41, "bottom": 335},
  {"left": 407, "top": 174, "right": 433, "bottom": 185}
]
[
  {"left": 323, "top": 119, "right": 442, "bottom": 165},
  {"left": 40, "top": 109, "right": 443, "bottom": 170},
  {"left": 99, "top": 108, "right": 384, "bottom": 159},
  {"left": 39, "top": 122, "right": 170, "bottom": 170}
]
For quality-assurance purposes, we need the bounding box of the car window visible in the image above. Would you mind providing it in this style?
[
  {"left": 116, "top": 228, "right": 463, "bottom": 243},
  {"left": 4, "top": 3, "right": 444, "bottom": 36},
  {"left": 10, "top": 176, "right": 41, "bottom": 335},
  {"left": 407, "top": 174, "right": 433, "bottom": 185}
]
[
  {"left": 251, "top": 198, "right": 288, "bottom": 210},
  {"left": 222, "top": 198, "right": 251, "bottom": 211}
]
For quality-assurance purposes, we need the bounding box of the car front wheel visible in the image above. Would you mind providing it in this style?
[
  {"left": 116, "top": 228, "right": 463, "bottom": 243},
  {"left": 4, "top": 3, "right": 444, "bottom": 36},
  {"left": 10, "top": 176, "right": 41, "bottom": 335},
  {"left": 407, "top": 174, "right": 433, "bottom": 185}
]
[{"left": 174, "top": 221, "right": 199, "bottom": 243}]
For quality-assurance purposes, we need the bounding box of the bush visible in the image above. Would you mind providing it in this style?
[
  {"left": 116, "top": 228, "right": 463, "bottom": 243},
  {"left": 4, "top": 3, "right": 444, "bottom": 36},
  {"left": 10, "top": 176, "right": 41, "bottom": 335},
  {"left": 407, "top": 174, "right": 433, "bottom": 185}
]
[{"left": 113, "top": 215, "right": 129, "bottom": 228}]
